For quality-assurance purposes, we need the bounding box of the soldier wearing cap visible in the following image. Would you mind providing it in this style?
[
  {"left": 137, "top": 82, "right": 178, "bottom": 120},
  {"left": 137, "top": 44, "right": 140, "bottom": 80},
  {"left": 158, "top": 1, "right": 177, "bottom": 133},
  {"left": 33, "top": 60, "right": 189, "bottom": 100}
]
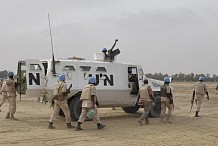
[
  {"left": 48, "top": 74, "right": 74, "bottom": 129},
  {"left": 75, "top": 77, "right": 105, "bottom": 131},
  {"left": 192, "top": 76, "right": 209, "bottom": 117}
]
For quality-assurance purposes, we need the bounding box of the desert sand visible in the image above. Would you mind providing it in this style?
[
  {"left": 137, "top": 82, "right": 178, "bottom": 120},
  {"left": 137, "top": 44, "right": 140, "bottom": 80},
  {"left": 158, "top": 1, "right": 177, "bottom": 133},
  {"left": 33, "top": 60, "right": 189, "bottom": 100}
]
[{"left": 0, "top": 82, "right": 218, "bottom": 146}]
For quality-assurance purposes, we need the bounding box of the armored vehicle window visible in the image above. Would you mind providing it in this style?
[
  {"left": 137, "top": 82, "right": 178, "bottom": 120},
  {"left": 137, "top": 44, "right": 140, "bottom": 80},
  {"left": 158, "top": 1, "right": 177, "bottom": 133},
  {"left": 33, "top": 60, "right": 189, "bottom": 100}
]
[
  {"left": 139, "top": 69, "right": 144, "bottom": 75},
  {"left": 64, "top": 65, "right": 75, "bottom": 71},
  {"left": 30, "top": 64, "right": 42, "bottom": 70},
  {"left": 96, "top": 67, "right": 106, "bottom": 72},
  {"left": 80, "top": 66, "right": 91, "bottom": 71}
]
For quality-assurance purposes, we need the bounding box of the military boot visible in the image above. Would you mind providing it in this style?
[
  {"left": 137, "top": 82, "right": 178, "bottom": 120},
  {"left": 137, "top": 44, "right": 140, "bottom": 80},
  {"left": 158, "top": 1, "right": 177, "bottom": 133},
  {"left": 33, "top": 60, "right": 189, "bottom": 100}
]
[
  {"left": 97, "top": 123, "right": 105, "bottom": 129},
  {"left": 195, "top": 111, "right": 200, "bottom": 117},
  {"left": 75, "top": 122, "right": 83, "bottom": 131},
  {"left": 10, "top": 116, "right": 17, "bottom": 120},
  {"left": 137, "top": 119, "right": 143, "bottom": 125},
  {"left": 48, "top": 122, "right": 55, "bottom": 129},
  {"left": 6, "top": 113, "right": 10, "bottom": 119},
  {"left": 145, "top": 117, "right": 150, "bottom": 124},
  {"left": 66, "top": 123, "right": 75, "bottom": 128},
  {"left": 166, "top": 116, "right": 172, "bottom": 123}
]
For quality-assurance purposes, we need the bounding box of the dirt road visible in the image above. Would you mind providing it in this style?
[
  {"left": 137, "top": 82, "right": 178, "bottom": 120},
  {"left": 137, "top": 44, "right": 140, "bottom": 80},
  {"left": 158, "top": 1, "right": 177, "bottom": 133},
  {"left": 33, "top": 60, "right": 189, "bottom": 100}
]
[{"left": 0, "top": 82, "right": 218, "bottom": 146}]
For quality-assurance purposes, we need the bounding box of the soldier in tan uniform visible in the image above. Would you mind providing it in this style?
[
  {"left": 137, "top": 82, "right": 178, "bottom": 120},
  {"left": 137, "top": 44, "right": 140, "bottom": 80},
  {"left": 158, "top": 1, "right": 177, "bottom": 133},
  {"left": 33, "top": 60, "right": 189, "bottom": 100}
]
[
  {"left": 0, "top": 81, "right": 7, "bottom": 111},
  {"left": 160, "top": 77, "right": 173, "bottom": 123},
  {"left": 192, "top": 76, "right": 209, "bottom": 117},
  {"left": 48, "top": 74, "right": 74, "bottom": 129},
  {"left": 5, "top": 71, "right": 17, "bottom": 120},
  {"left": 75, "top": 77, "right": 105, "bottom": 131},
  {"left": 137, "top": 79, "right": 154, "bottom": 125}
]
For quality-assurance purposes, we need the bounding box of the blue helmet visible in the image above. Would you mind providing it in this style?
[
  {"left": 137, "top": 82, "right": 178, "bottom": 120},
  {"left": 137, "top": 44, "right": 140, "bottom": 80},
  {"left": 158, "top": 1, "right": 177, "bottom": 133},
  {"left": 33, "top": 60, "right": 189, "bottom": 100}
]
[
  {"left": 164, "top": 77, "right": 170, "bottom": 83},
  {"left": 7, "top": 71, "right": 14, "bottom": 77},
  {"left": 199, "top": 76, "right": 204, "bottom": 81},
  {"left": 59, "top": 74, "right": 66, "bottom": 81},
  {"left": 102, "top": 48, "right": 107, "bottom": 52},
  {"left": 88, "top": 77, "right": 96, "bottom": 84}
]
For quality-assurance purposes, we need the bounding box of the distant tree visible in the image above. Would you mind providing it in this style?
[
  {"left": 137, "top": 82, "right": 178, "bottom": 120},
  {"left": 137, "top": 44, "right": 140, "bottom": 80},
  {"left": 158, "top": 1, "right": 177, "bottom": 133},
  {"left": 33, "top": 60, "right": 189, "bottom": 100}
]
[{"left": 145, "top": 72, "right": 218, "bottom": 82}]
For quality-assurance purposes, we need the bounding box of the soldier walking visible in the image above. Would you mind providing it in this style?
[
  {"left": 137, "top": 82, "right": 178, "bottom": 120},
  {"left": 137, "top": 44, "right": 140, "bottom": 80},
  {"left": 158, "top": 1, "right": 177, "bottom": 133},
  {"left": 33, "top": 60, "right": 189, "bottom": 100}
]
[
  {"left": 75, "top": 77, "right": 105, "bottom": 131},
  {"left": 48, "top": 74, "right": 74, "bottom": 129},
  {"left": 160, "top": 77, "right": 173, "bottom": 123},
  {"left": 5, "top": 71, "right": 18, "bottom": 120},
  {"left": 192, "top": 76, "right": 209, "bottom": 117},
  {"left": 137, "top": 79, "right": 155, "bottom": 125}
]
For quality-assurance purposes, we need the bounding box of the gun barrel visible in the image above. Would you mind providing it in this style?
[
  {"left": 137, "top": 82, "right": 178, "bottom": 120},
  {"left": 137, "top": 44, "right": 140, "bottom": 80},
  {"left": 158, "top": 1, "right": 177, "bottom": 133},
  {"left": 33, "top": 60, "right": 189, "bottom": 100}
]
[{"left": 109, "top": 39, "right": 118, "bottom": 52}]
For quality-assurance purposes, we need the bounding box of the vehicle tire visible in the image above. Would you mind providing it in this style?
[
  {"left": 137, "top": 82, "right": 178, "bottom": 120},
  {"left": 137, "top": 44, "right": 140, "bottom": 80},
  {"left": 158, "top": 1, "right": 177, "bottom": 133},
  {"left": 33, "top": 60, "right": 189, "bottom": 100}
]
[
  {"left": 69, "top": 96, "right": 82, "bottom": 121},
  {"left": 122, "top": 105, "right": 139, "bottom": 114},
  {"left": 149, "top": 96, "right": 161, "bottom": 118}
]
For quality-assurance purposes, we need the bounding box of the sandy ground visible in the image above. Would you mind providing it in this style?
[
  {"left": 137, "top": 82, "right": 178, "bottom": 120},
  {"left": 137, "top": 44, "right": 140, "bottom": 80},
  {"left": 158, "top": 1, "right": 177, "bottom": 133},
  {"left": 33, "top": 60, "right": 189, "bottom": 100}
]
[{"left": 0, "top": 82, "right": 218, "bottom": 146}]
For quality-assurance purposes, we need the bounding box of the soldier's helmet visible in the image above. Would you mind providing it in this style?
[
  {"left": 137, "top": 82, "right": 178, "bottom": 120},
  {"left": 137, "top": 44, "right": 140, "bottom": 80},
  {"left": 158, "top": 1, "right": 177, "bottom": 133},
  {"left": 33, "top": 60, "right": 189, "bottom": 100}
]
[
  {"left": 164, "top": 77, "right": 170, "bottom": 83},
  {"left": 102, "top": 48, "right": 107, "bottom": 53},
  {"left": 199, "top": 76, "right": 205, "bottom": 81},
  {"left": 59, "top": 74, "right": 66, "bottom": 81},
  {"left": 88, "top": 77, "right": 96, "bottom": 84},
  {"left": 7, "top": 71, "right": 14, "bottom": 77}
]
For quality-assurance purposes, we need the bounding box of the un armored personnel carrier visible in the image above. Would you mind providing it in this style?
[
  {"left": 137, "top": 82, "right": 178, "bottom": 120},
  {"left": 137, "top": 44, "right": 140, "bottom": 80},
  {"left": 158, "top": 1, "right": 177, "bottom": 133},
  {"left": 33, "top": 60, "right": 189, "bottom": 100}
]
[{"left": 16, "top": 40, "right": 163, "bottom": 120}]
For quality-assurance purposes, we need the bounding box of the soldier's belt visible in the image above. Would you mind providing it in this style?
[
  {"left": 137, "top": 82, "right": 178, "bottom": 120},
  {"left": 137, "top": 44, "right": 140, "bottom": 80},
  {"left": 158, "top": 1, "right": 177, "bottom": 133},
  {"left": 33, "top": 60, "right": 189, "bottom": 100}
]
[{"left": 53, "top": 95, "right": 66, "bottom": 101}]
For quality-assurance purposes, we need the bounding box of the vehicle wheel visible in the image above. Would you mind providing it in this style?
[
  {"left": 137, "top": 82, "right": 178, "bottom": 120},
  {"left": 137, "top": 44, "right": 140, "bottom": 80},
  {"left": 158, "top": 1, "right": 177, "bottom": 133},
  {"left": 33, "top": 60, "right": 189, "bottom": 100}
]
[
  {"left": 69, "top": 96, "right": 82, "bottom": 121},
  {"left": 149, "top": 96, "right": 161, "bottom": 118},
  {"left": 122, "top": 105, "right": 139, "bottom": 114}
]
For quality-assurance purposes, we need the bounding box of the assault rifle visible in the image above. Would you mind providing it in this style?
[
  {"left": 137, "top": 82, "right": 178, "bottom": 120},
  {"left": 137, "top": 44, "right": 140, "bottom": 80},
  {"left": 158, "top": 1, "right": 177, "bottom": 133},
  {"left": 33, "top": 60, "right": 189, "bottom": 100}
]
[
  {"left": 190, "top": 98, "right": 194, "bottom": 112},
  {"left": 190, "top": 90, "right": 195, "bottom": 112}
]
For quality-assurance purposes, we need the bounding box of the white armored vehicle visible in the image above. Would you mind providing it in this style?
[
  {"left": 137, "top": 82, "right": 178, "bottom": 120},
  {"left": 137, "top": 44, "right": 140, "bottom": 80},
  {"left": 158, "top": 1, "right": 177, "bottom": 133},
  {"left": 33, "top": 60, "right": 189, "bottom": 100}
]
[{"left": 16, "top": 40, "right": 163, "bottom": 120}]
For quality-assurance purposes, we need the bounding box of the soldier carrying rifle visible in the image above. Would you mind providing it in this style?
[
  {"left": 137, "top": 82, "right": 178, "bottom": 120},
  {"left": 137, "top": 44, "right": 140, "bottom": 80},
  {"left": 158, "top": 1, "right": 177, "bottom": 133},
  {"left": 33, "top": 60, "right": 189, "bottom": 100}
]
[
  {"left": 191, "top": 76, "right": 209, "bottom": 117},
  {"left": 160, "top": 77, "right": 173, "bottom": 123}
]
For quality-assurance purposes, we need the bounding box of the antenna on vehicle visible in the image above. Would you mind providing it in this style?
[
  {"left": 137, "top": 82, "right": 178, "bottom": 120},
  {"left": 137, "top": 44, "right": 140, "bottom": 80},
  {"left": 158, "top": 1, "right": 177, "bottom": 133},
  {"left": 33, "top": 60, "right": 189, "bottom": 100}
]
[{"left": 48, "top": 13, "right": 56, "bottom": 76}]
